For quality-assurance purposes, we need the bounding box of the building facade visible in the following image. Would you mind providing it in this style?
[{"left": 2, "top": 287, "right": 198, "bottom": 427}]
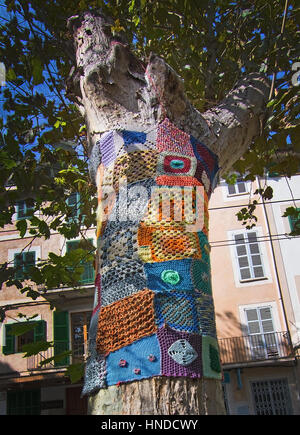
[
  {"left": 0, "top": 176, "right": 299, "bottom": 414},
  {"left": 210, "top": 176, "right": 300, "bottom": 415},
  {"left": 0, "top": 199, "right": 95, "bottom": 415}
]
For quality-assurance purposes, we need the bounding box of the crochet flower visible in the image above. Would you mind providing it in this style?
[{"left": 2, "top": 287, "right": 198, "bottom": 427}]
[
  {"left": 148, "top": 354, "right": 156, "bottom": 362},
  {"left": 161, "top": 269, "right": 181, "bottom": 285},
  {"left": 133, "top": 368, "right": 141, "bottom": 375},
  {"left": 119, "top": 359, "right": 127, "bottom": 367}
]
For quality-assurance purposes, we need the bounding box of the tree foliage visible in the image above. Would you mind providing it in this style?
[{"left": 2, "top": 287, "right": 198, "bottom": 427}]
[{"left": 0, "top": 0, "right": 299, "bottom": 375}]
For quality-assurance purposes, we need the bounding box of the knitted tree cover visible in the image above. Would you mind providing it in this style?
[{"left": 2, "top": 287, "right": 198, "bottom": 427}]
[{"left": 82, "top": 118, "right": 221, "bottom": 395}]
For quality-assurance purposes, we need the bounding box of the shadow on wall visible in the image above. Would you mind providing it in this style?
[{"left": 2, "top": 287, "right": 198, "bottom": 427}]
[
  {"left": 216, "top": 310, "right": 242, "bottom": 338},
  {"left": 0, "top": 359, "right": 18, "bottom": 376}
]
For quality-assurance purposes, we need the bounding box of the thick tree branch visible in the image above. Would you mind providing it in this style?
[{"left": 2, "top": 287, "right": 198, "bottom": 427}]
[{"left": 67, "top": 10, "right": 270, "bottom": 177}]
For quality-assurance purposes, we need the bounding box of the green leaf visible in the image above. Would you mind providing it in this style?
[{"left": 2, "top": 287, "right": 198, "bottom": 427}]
[
  {"left": 31, "top": 57, "right": 44, "bottom": 85},
  {"left": 16, "top": 219, "right": 27, "bottom": 238},
  {"left": 39, "top": 350, "right": 72, "bottom": 366},
  {"left": 6, "top": 68, "right": 16, "bottom": 81},
  {"left": 10, "top": 321, "right": 38, "bottom": 337},
  {"left": 66, "top": 363, "right": 84, "bottom": 383},
  {"left": 22, "top": 340, "right": 53, "bottom": 357}
]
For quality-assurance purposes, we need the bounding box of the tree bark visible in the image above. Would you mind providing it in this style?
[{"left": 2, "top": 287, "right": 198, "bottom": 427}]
[{"left": 67, "top": 10, "right": 270, "bottom": 416}]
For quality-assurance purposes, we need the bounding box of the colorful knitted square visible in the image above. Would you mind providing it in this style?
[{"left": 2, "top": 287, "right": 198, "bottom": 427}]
[
  {"left": 154, "top": 291, "right": 199, "bottom": 333},
  {"left": 100, "top": 260, "right": 146, "bottom": 306},
  {"left": 112, "top": 150, "right": 158, "bottom": 190},
  {"left": 192, "top": 260, "right": 212, "bottom": 295},
  {"left": 121, "top": 127, "right": 157, "bottom": 152},
  {"left": 144, "top": 259, "right": 194, "bottom": 292},
  {"left": 201, "top": 335, "right": 222, "bottom": 380},
  {"left": 99, "top": 221, "right": 140, "bottom": 267},
  {"left": 141, "top": 185, "right": 208, "bottom": 233},
  {"left": 157, "top": 118, "right": 194, "bottom": 156},
  {"left": 122, "top": 130, "right": 147, "bottom": 146},
  {"left": 106, "top": 334, "right": 160, "bottom": 386},
  {"left": 156, "top": 152, "right": 197, "bottom": 177},
  {"left": 137, "top": 223, "right": 202, "bottom": 263},
  {"left": 157, "top": 325, "right": 202, "bottom": 378},
  {"left": 156, "top": 175, "right": 202, "bottom": 187},
  {"left": 194, "top": 164, "right": 211, "bottom": 196},
  {"left": 96, "top": 289, "right": 157, "bottom": 355},
  {"left": 92, "top": 273, "right": 101, "bottom": 315},
  {"left": 190, "top": 135, "right": 219, "bottom": 188},
  {"left": 195, "top": 293, "right": 217, "bottom": 338},
  {"left": 98, "top": 131, "right": 115, "bottom": 168},
  {"left": 142, "top": 186, "right": 185, "bottom": 226},
  {"left": 82, "top": 309, "right": 107, "bottom": 395}
]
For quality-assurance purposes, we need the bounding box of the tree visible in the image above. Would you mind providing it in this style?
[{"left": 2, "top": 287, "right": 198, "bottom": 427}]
[{"left": 0, "top": 0, "right": 299, "bottom": 415}]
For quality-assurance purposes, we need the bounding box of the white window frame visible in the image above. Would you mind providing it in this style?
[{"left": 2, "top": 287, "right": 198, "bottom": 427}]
[
  {"left": 228, "top": 227, "right": 272, "bottom": 287},
  {"left": 239, "top": 302, "right": 283, "bottom": 360},
  {"left": 227, "top": 179, "right": 248, "bottom": 196},
  {"left": 220, "top": 179, "right": 251, "bottom": 202}
]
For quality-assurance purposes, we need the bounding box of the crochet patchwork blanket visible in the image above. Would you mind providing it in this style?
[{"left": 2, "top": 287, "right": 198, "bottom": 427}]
[{"left": 82, "top": 118, "right": 220, "bottom": 395}]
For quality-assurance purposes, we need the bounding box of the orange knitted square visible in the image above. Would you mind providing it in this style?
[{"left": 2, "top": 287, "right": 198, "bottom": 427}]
[
  {"left": 96, "top": 289, "right": 157, "bottom": 355},
  {"left": 156, "top": 175, "right": 202, "bottom": 186},
  {"left": 137, "top": 223, "right": 202, "bottom": 263}
]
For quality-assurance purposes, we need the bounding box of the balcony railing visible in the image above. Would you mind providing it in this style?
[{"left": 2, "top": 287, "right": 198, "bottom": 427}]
[
  {"left": 27, "top": 332, "right": 294, "bottom": 371},
  {"left": 218, "top": 331, "right": 294, "bottom": 366},
  {"left": 27, "top": 343, "right": 87, "bottom": 371}
]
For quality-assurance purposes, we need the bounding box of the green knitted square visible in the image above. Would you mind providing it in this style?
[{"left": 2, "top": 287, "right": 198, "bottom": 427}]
[
  {"left": 202, "top": 335, "right": 222, "bottom": 380},
  {"left": 192, "top": 260, "right": 212, "bottom": 295}
]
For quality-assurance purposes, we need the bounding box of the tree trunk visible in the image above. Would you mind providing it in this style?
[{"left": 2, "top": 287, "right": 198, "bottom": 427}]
[
  {"left": 88, "top": 377, "right": 225, "bottom": 415},
  {"left": 67, "top": 10, "right": 270, "bottom": 416}
]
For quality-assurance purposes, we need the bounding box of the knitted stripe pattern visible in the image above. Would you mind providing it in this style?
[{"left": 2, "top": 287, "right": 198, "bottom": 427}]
[
  {"left": 82, "top": 117, "right": 221, "bottom": 396},
  {"left": 96, "top": 289, "right": 157, "bottom": 355}
]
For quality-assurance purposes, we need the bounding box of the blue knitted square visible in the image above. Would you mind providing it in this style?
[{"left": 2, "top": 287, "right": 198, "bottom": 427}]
[
  {"left": 154, "top": 291, "right": 199, "bottom": 334},
  {"left": 122, "top": 130, "right": 147, "bottom": 146},
  {"left": 144, "top": 259, "right": 194, "bottom": 292},
  {"left": 106, "top": 334, "right": 161, "bottom": 386}
]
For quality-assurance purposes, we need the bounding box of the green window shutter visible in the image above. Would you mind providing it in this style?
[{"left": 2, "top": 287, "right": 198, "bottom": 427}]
[
  {"left": 23, "top": 251, "right": 36, "bottom": 276},
  {"left": 14, "top": 253, "right": 24, "bottom": 280},
  {"left": 81, "top": 262, "right": 95, "bottom": 284},
  {"left": 53, "top": 310, "right": 69, "bottom": 366},
  {"left": 288, "top": 208, "right": 300, "bottom": 233},
  {"left": 3, "top": 324, "right": 15, "bottom": 355},
  {"left": 67, "top": 192, "right": 80, "bottom": 220},
  {"left": 33, "top": 320, "right": 46, "bottom": 342},
  {"left": 16, "top": 200, "right": 26, "bottom": 219},
  {"left": 16, "top": 200, "right": 34, "bottom": 220},
  {"left": 14, "top": 251, "right": 35, "bottom": 280},
  {"left": 66, "top": 240, "right": 79, "bottom": 251}
]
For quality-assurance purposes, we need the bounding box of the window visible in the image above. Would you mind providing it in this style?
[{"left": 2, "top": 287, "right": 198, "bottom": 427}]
[
  {"left": 53, "top": 310, "right": 69, "bottom": 367},
  {"left": 66, "top": 240, "right": 94, "bottom": 285},
  {"left": 14, "top": 251, "right": 35, "bottom": 280},
  {"left": 2, "top": 320, "right": 46, "bottom": 355},
  {"left": 7, "top": 389, "right": 41, "bottom": 415},
  {"left": 288, "top": 208, "right": 300, "bottom": 233},
  {"left": 245, "top": 306, "right": 278, "bottom": 359},
  {"left": 251, "top": 379, "right": 293, "bottom": 415},
  {"left": 16, "top": 200, "right": 34, "bottom": 220},
  {"left": 66, "top": 192, "right": 81, "bottom": 221},
  {"left": 234, "top": 231, "right": 265, "bottom": 281},
  {"left": 227, "top": 179, "right": 247, "bottom": 196},
  {"left": 71, "top": 311, "right": 92, "bottom": 363}
]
